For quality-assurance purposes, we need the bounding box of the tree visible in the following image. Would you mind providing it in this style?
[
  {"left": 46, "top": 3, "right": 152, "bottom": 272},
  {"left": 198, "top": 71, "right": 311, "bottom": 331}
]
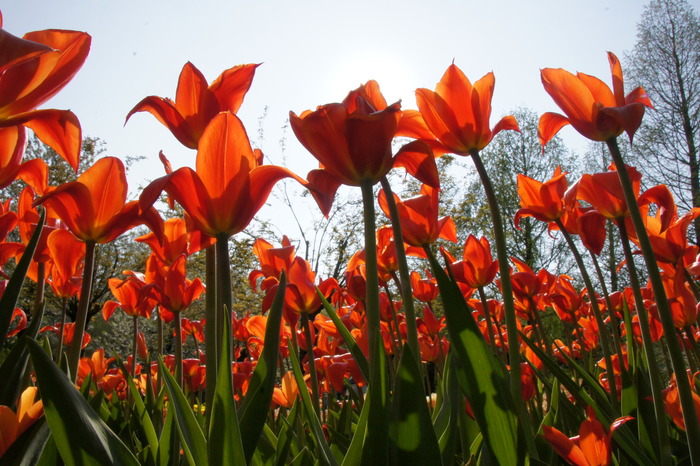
[
  {"left": 455, "top": 107, "right": 577, "bottom": 274},
  {"left": 626, "top": 0, "right": 700, "bottom": 241}
]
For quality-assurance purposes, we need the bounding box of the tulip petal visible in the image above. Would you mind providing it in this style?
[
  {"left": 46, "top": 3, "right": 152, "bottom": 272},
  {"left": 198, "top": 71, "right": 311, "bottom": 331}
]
[
  {"left": 538, "top": 112, "right": 570, "bottom": 150},
  {"left": 6, "top": 109, "right": 81, "bottom": 171},
  {"left": 126, "top": 96, "right": 195, "bottom": 149},
  {"left": 209, "top": 63, "right": 259, "bottom": 114},
  {"left": 392, "top": 140, "right": 440, "bottom": 189}
]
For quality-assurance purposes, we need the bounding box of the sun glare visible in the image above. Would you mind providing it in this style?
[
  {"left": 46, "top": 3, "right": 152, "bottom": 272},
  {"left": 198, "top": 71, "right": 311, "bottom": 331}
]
[{"left": 326, "top": 51, "right": 418, "bottom": 108}]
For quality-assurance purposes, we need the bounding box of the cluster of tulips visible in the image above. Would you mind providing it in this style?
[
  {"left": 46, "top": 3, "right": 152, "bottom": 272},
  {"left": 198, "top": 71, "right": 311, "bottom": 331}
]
[{"left": 1, "top": 11, "right": 699, "bottom": 465}]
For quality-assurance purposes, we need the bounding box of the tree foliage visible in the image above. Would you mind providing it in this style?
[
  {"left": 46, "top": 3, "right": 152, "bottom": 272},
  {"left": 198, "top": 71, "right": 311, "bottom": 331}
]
[{"left": 626, "top": 0, "right": 700, "bottom": 240}]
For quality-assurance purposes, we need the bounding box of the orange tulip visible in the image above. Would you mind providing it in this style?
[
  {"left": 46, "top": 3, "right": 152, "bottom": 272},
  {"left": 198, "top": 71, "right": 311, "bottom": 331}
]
[
  {"left": 152, "top": 254, "right": 205, "bottom": 314},
  {"left": 412, "top": 63, "right": 519, "bottom": 155},
  {"left": 514, "top": 166, "right": 568, "bottom": 226},
  {"left": 378, "top": 184, "right": 457, "bottom": 247},
  {"left": 46, "top": 228, "right": 84, "bottom": 299},
  {"left": 542, "top": 407, "right": 632, "bottom": 466},
  {"left": 290, "top": 81, "right": 438, "bottom": 214},
  {"left": 140, "top": 112, "right": 302, "bottom": 238},
  {"left": 35, "top": 157, "right": 162, "bottom": 244},
  {"left": 565, "top": 165, "right": 643, "bottom": 221},
  {"left": 126, "top": 62, "right": 259, "bottom": 149},
  {"left": 0, "top": 18, "right": 91, "bottom": 170},
  {"left": 136, "top": 216, "right": 212, "bottom": 266},
  {"left": 446, "top": 235, "right": 499, "bottom": 289},
  {"left": 539, "top": 52, "right": 653, "bottom": 148},
  {"left": 290, "top": 81, "right": 400, "bottom": 187},
  {"left": 102, "top": 273, "right": 159, "bottom": 321},
  {"left": 0, "top": 387, "right": 43, "bottom": 457}
]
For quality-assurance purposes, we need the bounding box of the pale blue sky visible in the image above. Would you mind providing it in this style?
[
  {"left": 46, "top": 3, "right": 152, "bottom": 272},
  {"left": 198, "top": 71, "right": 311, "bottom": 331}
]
[{"left": 3, "top": 0, "right": 667, "bottom": 235}]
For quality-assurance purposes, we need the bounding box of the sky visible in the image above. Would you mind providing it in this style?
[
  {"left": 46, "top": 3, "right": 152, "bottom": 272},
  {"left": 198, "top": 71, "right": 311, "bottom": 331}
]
[{"left": 2, "top": 0, "right": 678, "bottom": 240}]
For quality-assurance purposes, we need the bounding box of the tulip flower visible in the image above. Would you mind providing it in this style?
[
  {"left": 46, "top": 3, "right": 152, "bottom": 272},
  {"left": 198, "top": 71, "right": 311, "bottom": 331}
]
[
  {"left": 542, "top": 407, "right": 631, "bottom": 466},
  {"left": 140, "top": 112, "right": 302, "bottom": 238},
  {"left": 0, "top": 18, "right": 91, "bottom": 170},
  {"left": 378, "top": 184, "right": 457, "bottom": 247},
  {"left": 514, "top": 166, "right": 568, "bottom": 227},
  {"left": 136, "top": 216, "right": 212, "bottom": 266},
  {"left": 290, "top": 81, "right": 438, "bottom": 215},
  {"left": 539, "top": 52, "right": 653, "bottom": 148},
  {"left": 102, "top": 273, "right": 159, "bottom": 321},
  {"left": 35, "top": 156, "right": 162, "bottom": 244},
  {"left": 412, "top": 64, "right": 519, "bottom": 156},
  {"left": 126, "top": 62, "right": 259, "bottom": 149},
  {"left": 0, "top": 387, "right": 44, "bottom": 457}
]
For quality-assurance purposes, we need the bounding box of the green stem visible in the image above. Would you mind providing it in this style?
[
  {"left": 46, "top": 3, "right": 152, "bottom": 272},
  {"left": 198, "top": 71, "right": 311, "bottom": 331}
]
[
  {"left": 67, "top": 240, "right": 96, "bottom": 382},
  {"left": 554, "top": 218, "right": 619, "bottom": 412},
  {"left": 379, "top": 176, "right": 421, "bottom": 364},
  {"left": 607, "top": 137, "right": 699, "bottom": 460},
  {"left": 301, "top": 312, "right": 321, "bottom": 418},
  {"left": 617, "top": 221, "right": 671, "bottom": 464},
  {"left": 360, "top": 179, "right": 388, "bottom": 464},
  {"left": 174, "top": 311, "right": 183, "bottom": 388},
  {"left": 469, "top": 150, "right": 533, "bottom": 451},
  {"left": 56, "top": 298, "right": 67, "bottom": 364},
  {"left": 204, "top": 244, "right": 217, "bottom": 426}
]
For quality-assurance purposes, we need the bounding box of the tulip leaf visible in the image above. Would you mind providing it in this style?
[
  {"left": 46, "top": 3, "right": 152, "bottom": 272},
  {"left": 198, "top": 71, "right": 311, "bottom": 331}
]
[
  {"left": 341, "top": 388, "right": 370, "bottom": 466},
  {"left": 388, "top": 344, "right": 442, "bottom": 464},
  {"left": 157, "top": 357, "right": 208, "bottom": 466},
  {"left": 27, "top": 338, "right": 139, "bottom": 466},
  {"left": 116, "top": 361, "right": 159, "bottom": 464},
  {"left": 318, "top": 289, "right": 369, "bottom": 382},
  {"left": 520, "top": 332, "right": 653, "bottom": 465},
  {"left": 0, "top": 301, "right": 45, "bottom": 406},
  {"left": 288, "top": 341, "right": 338, "bottom": 466},
  {"left": 274, "top": 402, "right": 299, "bottom": 466},
  {"left": 239, "top": 272, "right": 287, "bottom": 463},
  {"left": 207, "top": 299, "right": 245, "bottom": 466},
  {"left": 426, "top": 249, "right": 523, "bottom": 465},
  {"left": 0, "top": 208, "right": 44, "bottom": 346},
  {"left": 156, "top": 404, "right": 176, "bottom": 466}
]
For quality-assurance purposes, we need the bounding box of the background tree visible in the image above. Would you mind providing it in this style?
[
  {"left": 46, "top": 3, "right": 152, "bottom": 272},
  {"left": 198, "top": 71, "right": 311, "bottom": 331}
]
[{"left": 625, "top": 0, "right": 700, "bottom": 241}]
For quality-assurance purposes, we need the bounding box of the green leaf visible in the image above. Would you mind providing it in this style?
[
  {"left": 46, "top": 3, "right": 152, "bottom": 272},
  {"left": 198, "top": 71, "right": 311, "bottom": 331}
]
[
  {"left": 157, "top": 357, "right": 208, "bottom": 466},
  {"left": 27, "top": 338, "right": 139, "bottom": 465},
  {"left": 389, "top": 344, "right": 442, "bottom": 465},
  {"left": 520, "top": 332, "right": 653, "bottom": 465},
  {"left": 274, "top": 402, "right": 299, "bottom": 466},
  {"left": 156, "top": 404, "right": 175, "bottom": 466},
  {"left": 341, "top": 386, "right": 370, "bottom": 466},
  {"left": 426, "top": 249, "right": 522, "bottom": 465},
  {"left": 117, "top": 361, "right": 159, "bottom": 464},
  {"left": 0, "top": 301, "right": 45, "bottom": 406},
  {"left": 289, "top": 342, "right": 338, "bottom": 466},
  {"left": 0, "top": 208, "right": 44, "bottom": 346},
  {"left": 239, "top": 272, "right": 287, "bottom": 463},
  {"left": 318, "top": 290, "right": 369, "bottom": 382},
  {"left": 207, "top": 297, "right": 245, "bottom": 466}
]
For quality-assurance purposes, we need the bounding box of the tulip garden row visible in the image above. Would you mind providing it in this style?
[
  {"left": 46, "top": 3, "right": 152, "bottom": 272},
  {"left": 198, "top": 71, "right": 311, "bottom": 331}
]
[{"left": 1, "top": 11, "right": 699, "bottom": 465}]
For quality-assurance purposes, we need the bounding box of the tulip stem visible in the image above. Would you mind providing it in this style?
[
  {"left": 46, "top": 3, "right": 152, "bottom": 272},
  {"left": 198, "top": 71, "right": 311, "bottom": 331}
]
[
  {"left": 174, "top": 311, "right": 183, "bottom": 388},
  {"left": 360, "top": 179, "right": 389, "bottom": 464},
  {"left": 617, "top": 221, "right": 672, "bottom": 463},
  {"left": 607, "top": 137, "right": 700, "bottom": 460},
  {"left": 554, "top": 218, "right": 619, "bottom": 412},
  {"left": 204, "top": 245, "right": 217, "bottom": 426},
  {"left": 470, "top": 150, "right": 533, "bottom": 451},
  {"left": 300, "top": 312, "right": 321, "bottom": 418},
  {"left": 67, "top": 240, "right": 96, "bottom": 382},
  {"left": 380, "top": 176, "right": 421, "bottom": 365}
]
